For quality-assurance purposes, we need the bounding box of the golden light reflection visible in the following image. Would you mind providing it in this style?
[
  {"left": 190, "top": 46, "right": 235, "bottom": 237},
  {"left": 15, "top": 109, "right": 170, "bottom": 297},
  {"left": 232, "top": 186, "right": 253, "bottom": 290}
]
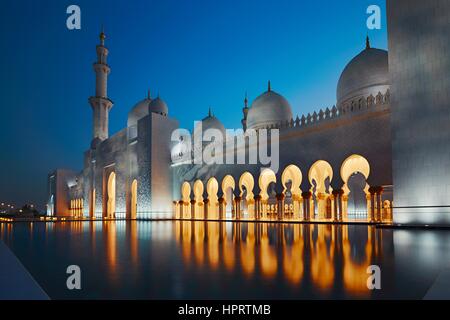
[
  {"left": 282, "top": 224, "right": 304, "bottom": 285},
  {"left": 174, "top": 221, "right": 380, "bottom": 296},
  {"left": 129, "top": 220, "right": 138, "bottom": 265},
  {"left": 207, "top": 222, "right": 220, "bottom": 269},
  {"left": 104, "top": 221, "right": 117, "bottom": 275},
  {"left": 342, "top": 225, "right": 374, "bottom": 296},
  {"left": 260, "top": 224, "right": 278, "bottom": 278},
  {"left": 241, "top": 223, "right": 256, "bottom": 276},
  {"left": 310, "top": 225, "right": 335, "bottom": 292},
  {"left": 194, "top": 221, "right": 205, "bottom": 265}
]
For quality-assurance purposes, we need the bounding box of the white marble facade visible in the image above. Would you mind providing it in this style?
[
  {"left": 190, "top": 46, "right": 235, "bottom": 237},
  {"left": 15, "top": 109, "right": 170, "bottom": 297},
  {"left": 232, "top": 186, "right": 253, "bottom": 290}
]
[{"left": 47, "top": 2, "right": 450, "bottom": 225}]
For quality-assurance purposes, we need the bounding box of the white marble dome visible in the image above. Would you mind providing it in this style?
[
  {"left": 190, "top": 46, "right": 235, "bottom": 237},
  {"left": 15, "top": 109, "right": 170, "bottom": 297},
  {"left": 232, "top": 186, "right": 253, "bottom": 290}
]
[
  {"left": 194, "top": 110, "right": 226, "bottom": 137},
  {"left": 337, "top": 41, "right": 389, "bottom": 106},
  {"left": 246, "top": 85, "right": 293, "bottom": 130},
  {"left": 148, "top": 96, "right": 168, "bottom": 116},
  {"left": 127, "top": 97, "right": 151, "bottom": 127}
]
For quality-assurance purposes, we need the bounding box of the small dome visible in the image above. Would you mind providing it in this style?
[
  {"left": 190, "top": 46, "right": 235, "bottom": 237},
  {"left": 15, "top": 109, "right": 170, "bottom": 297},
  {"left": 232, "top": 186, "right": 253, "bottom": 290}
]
[
  {"left": 246, "top": 84, "right": 293, "bottom": 130},
  {"left": 127, "top": 97, "right": 151, "bottom": 127},
  {"left": 148, "top": 96, "right": 168, "bottom": 116},
  {"left": 337, "top": 40, "right": 389, "bottom": 106},
  {"left": 194, "top": 109, "right": 226, "bottom": 137}
]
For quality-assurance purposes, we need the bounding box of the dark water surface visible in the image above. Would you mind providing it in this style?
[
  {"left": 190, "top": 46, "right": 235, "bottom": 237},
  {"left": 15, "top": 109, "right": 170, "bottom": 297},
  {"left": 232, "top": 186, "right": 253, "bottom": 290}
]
[{"left": 1, "top": 221, "right": 450, "bottom": 299}]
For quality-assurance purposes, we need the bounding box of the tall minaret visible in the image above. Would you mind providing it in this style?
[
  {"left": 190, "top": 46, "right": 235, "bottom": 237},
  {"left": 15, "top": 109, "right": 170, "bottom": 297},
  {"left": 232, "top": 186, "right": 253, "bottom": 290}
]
[
  {"left": 89, "top": 27, "right": 113, "bottom": 146},
  {"left": 241, "top": 92, "right": 249, "bottom": 131}
]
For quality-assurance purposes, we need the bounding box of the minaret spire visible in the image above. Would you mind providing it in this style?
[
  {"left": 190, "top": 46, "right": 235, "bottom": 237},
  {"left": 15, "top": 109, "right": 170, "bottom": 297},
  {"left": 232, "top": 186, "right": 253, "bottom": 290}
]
[
  {"left": 100, "top": 24, "right": 106, "bottom": 46},
  {"left": 208, "top": 107, "right": 212, "bottom": 117},
  {"left": 241, "top": 91, "right": 249, "bottom": 131},
  {"left": 88, "top": 27, "right": 113, "bottom": 146},
  {"left": 244, "top": 91, "right": 248, "bottom": 108},
  {"left": 268, "top": 80, "right": 271, "bottom": 92},
  {"left": 366, "top": 35, "right": 371, "bottom": 50},
  {"left": 147, "top": 89, "right": 151, "bottom": 99}
]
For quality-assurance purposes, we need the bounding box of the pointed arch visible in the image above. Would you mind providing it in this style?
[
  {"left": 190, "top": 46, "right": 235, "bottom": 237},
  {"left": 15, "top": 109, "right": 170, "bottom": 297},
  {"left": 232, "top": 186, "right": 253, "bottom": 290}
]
[
  {"left": 206, "top": 177, "right": 219, "bottom": 219},
  {"left": 281, "top": 164, "right": 302, "bottom": 196},
  {"left": 107, "top": 172, "right": 116, "bottom": 219},
  {"left": 239, "top": 172, "right": 255, "bottom": 200},
  {"left": 308, "top": 160, "right": 333, "bottom": 220},
  {"left": 221, "top": 175, "right": 235, "bottom": 217},
  {"left": 193, "top": 180, "right": 204, "bottom": 219},
  {"left": 258, "top": 168, "right": 276, "bottom": 201},
  {"left": 131, "top": 179, "right": 138, "bottom": 219},
  {"left": 282, "top": 165, "right": 303, "bottom": 219},
  {"left": 239, "top": 172, "right": 255, "bottom": 219},
  {"left": 340, "top": 154, "right": 370, "bottom": 195},
  {"left": 340, "top": 154, "right": 371, "bottom": 220},
  {"left": 308, "top": 160, "right": 333, "bottom": 193}
]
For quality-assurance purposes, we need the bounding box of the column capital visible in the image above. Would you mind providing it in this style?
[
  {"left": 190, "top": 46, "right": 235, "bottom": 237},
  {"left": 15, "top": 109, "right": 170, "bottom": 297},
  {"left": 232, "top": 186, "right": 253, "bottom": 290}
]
[
  {"left": 332, "top": 189, "right": 344, "bottom": 196},
  {"left": 276, "top": 193, "right": 285, "bottom": 201},
  {"left": 368, "top": 186, "right": 384, "bottom": 194},
  {"left": 317, "top": 192, "right": 326, "bottom": 200},
  {"left": 301, "top": 191, "right": 312, "bottom": 199}
]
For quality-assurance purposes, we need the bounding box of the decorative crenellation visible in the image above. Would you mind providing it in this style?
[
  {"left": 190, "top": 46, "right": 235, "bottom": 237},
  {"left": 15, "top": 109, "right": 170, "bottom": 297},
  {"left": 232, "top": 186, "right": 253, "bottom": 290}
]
[{"left": 262, "top": 90, "right": 390, "bottom": 130}]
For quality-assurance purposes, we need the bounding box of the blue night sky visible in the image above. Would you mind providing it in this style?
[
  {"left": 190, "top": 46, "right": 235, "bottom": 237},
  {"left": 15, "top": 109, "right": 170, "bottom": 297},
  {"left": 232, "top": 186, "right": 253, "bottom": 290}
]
[{"left": 0, "top": 0, "right": 387, "bottom": 209}]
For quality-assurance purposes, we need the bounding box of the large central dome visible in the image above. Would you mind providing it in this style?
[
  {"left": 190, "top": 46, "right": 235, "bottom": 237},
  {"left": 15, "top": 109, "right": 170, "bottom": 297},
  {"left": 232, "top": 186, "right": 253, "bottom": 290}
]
[
  {"left": 246, "top": 83, "right": 293, "bottom": 130},
  {"left": 337, "top": 39, "right": 389, "bottom": 106}
]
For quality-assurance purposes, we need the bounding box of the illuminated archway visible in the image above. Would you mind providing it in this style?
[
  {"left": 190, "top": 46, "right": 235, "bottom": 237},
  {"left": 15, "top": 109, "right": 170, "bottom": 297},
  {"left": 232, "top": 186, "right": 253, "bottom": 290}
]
[
  {"left": 107, "top": 172, "right": 116, "bottom": 219},
  {"left": 90, "top": 189, "right": 95, "bottom": 218},
  {"left": 193, "top": 180, "right": 204, "bottom": 219},
  {"left": 239, "top": 172, "right": 255, "bottom": 219},
  {"left": 48, "top": 195, "right": 54, "bottom": 216},
  {"left": 181, "top": 182, "right": 191, "bottom": 219},
  {"left": 309, "top": 160, "right": 333, "bottom": 220},
  {"left": 221, "top": 175, "right": 235, "bottom": 218},
  {"left": 206, "top": 177, "right": 219, "bottom": 219},
  {"left": 131, "top": 179, "right": 137, "bottom": 219},
  {"left": 340, "top": 154, "right": 370, "bottom": 220},
  {"left": 282, "top": 165, "right": 303, "bottom": 219},
  {"left": 259, "top": 169, "right": 277, "bottom": 219}
]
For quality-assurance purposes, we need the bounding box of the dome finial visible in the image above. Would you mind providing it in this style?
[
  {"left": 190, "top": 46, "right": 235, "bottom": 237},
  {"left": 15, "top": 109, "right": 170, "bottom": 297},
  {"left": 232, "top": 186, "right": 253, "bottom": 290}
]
[
  {"left": 366, "top": 34, "right": 371, "bottom": 50},
  {"left": 244, "top": 91, "right": 248, "bottom": 108},
  {"left": 147, "top": 89, "right": 151, "bottom": 99},
  {"left": 208, "top": 107, "right": 212, "bottom": 117},
  {"left": 268, "top": 80, "right": 271, "bottom": 92},
  {"left": 99, "top": 24, "right": 106, "bottom": 45}
]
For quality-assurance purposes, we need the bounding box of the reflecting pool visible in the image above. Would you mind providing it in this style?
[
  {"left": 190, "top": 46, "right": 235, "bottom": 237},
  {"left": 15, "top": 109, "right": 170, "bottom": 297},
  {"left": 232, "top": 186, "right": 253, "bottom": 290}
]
[{"left": 1, "top": 221, "right": 450, "bottom": 299}]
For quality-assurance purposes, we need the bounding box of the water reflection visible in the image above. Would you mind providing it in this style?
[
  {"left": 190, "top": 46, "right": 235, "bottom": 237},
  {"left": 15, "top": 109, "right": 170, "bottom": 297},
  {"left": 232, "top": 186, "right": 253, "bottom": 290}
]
[
  {"left": 7, "top": 220, "right": 450, "bottom": 299},
  {"left": 174, "top": 221, "right": 385, "bottom": 297}
]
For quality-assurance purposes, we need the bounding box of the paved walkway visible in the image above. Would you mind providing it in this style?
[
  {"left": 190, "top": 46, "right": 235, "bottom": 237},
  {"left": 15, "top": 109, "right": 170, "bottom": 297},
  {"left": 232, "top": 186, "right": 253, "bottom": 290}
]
[{"left": 0, "top": 240, "right": 49, "bottom": 300}]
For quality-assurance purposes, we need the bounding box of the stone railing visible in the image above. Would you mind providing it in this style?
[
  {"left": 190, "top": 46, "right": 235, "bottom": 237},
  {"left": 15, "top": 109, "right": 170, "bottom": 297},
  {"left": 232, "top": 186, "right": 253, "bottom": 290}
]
[{"left": 262, "top": 89, "right": 390, "bottom": 130}]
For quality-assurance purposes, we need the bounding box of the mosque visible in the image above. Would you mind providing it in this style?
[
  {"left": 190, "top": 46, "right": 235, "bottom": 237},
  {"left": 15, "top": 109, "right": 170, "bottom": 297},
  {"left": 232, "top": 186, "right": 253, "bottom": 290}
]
[
  {"left": 47, "top": 30, "right": 393, "bottom": 224},
  {"left": 47, "top": 1, "right": 450, "bottom": 225}
]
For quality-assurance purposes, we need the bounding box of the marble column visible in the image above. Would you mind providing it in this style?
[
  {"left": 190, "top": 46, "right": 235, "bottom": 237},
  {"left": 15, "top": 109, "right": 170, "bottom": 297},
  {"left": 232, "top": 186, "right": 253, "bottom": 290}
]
[
  {"left": 376, "top": 186, "right": 384, "bottom": 222},
  {"left": 302, "top": 191, "right": 312, "bottom": 221},
  {"left": 203, "top": 198, "right": 209, "bottom": 220},
  {"left": 234, "top": 196, "right": 242, "bottom": 220},
  {"left": 331, "top": 190, "right": 340, "bottom": 222},
  {"left": 218, "top": 197, "right": 225, "bottom": 220},
  {"left": 190, "top": 199, "right": 196, "bottom": 220},
  {"left": 254, "top": 195, "right": 262, "bottom": 220},
  {"left": 178, "top": 200, "right": 184, "bottom": 219},
  {"left": 368, "top": 186, "right": 377, "bottom": 222},
  {"left": 276, "top": 193, "right": 285, "bottom": 221}
]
